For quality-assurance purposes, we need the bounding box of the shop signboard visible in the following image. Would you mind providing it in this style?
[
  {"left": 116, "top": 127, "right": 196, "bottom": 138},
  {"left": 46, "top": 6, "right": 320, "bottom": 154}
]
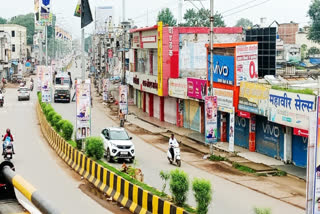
[
  {"left": 268, "top": 89, "right": 316, "bottom": 129},
  {"left": 293, "top": 128, "right": 309, "bottom": 138},
  {"left": 238, "top": 81, "right": 270, "bottom": 117},
  {"left": 119, "top": 85, "right": 128, "bottom": 115},
  {"left": 236, "top": 44, "right": 258, "bottom": 86},
  {"left": 213, "top": 88, "right": 233, "bottom": 109},
  {"left": 208, "top": 55, "right": 235, "bottom": 85},
  {"left": 133, "top": 73, "right": 158, "bottom": 95},
  {"left": 187, "top": 78, "right": 207, "bottom": 100},
  {"left": 205, "top": 96, "right": 218, "bottom": 143},
  {"left": 169, "top": 78, "right": 188, "bottom": 99},
  {"left": 76, "top": 82, "right": 91, "bottom": 140}
]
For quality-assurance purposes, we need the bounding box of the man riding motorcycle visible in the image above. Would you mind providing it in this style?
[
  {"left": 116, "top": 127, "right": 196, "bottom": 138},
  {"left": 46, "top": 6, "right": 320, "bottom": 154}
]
[
  {"left": 168, "top": 134, "right": 179, "bottom": 160},
  {"left": 2, "top": 129, "right": 14, "bottom": 155}
]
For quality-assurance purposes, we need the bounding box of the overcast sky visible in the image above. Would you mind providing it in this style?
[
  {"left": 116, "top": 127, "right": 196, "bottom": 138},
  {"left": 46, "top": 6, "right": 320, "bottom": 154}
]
[{"left": 0, "top": 0, "right": 312, "bottom": 38}]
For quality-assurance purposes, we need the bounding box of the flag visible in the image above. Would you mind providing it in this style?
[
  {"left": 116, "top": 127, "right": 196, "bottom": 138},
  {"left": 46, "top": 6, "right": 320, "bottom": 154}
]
[
  {"left": 81, "top": 0, "right": 93, "bottom": 28},
  {"left": 74, "top": 0, "right": 81, "bottom": 17}
]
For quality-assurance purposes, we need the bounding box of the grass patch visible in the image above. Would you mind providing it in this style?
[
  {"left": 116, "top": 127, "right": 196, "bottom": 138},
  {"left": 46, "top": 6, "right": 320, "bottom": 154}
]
[
  {"left": 67, "top": 140, "right": 77, "bottom": 148},
  {"left": 271, "top": 85, "right": 315, "bottom": 95},
  {"left": 232, "top": 162, "right": 256, "bottom": 174},
  {"left": 209, "top": 154, "right": 227, "bottom": 161},
  {"left": 183, "top": 204, "right": 196, "bottom": 213},
  {"left": 273, "top": 170, "right": 287, "bottom": 177}
]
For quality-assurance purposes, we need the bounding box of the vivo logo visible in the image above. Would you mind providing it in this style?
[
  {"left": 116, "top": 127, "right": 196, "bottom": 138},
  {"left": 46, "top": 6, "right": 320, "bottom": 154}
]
[
  {"left": 263, "top": 123, "right": 280, "bottom": 138},
  {"left": 236, "top": 117, "right": 246, "bottom": 128},
  {"left": 303, "top": 137, "right": 308, "bottom": 144},
  {"left": 214, "top": 62, "right": 229, "bottom": 77}
]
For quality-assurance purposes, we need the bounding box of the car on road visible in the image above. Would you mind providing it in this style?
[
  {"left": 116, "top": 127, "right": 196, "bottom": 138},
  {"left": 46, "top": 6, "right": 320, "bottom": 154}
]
[
  {"left": 100, "top": 127, "right": 135, "bottom": 163},
  {"left": 17, "top": 87, "right": 30, "bottom": 101},
  {"left": 54, "top": 86, "right": 71, "bottom": 103}
]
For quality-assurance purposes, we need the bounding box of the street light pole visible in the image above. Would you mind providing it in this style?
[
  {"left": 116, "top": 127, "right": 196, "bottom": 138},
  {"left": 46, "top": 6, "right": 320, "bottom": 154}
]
[
  {"left": 81, "top": 28, "right": 85, "bottom": 82},
  {"left": 45, "top": 25, "right": 48, "bottom": 66},
  {"left": 209, "top": 0, "right": 214, "bottom": 155}
]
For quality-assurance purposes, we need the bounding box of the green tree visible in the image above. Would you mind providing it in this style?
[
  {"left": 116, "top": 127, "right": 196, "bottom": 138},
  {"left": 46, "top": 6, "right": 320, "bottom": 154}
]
[
  {"left": 307, "top": 46, "right": 320, "bottom": 57},
  {"left": 157, "top": 8, "right": 177, "bottom": 26},
  {"left": 301, "top": 44, "right": 308, "bottom": 60},
  {"left": 9, "top": 13, "right": 34, "bottom": 45},
  {"left": 235, "top": 18, "right": 253, "bottom": 29},
  {"left": 182, "top": 8, "right": 225, "bottom": 27},
  {"left": 0, "top": 17, "right": 7, "bottom": 24},
  {"left": 308, "top": 0, "right": 320, "bottom": 43}
]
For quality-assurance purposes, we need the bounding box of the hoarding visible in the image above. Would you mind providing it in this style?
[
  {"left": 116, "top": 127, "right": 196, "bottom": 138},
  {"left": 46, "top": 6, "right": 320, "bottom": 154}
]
[
  {"left": 268, "top": 89, "right": 316, "bottom": 129},
  {"left": 236, "top": 44, "right": 258, "bottom": 86},
  {"left": 95, "top": 6, "right": 114, "bottom": 34},
  {"left": 169, "top": 78, "right": 188, "bottom": 99},
  {"left": 76, "top": 82, "right": 91, "bottom": 140},
  {"left": 213, "top": 88, "right": 233, "bottom": 109},
  {"left": 187, "top": 78, "right": 207, "bottom": 100},
  {"left": 119, "top": 85, "right": 128, "bottom": 115},
  {"left": 41, "top": 67, "right": 52, "bottom": 103},
  {"left": 205, "top": 96, "right": 218, "bottom": 143},
  {"left": 208, "top": 55, "right": 235, "bottom": 85},
  {"left": 102, "top": 79, "right": 110, "bottom": 101}
]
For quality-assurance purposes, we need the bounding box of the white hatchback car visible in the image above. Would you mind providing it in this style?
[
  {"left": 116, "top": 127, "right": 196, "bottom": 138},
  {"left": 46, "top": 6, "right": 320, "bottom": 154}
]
[
  {"left": 100, "top": 127, "right": 135, "bottom": 163},
  {"left": 18, "top": 87, "right": 30, "bottom": 101}
]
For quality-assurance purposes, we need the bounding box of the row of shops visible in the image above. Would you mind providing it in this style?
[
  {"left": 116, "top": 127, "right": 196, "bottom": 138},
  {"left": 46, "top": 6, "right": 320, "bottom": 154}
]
[{"left": 123, "top": 23, "right": 312, "bottom": 168}]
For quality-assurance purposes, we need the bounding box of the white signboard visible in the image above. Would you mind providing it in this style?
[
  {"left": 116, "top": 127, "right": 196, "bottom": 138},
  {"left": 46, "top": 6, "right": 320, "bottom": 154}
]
[
  {"left": 133, "top": 73, "right": 158, "bottom": 95},
  {"left": 268, "top": 89, "right": 316, "bottom": 129},
  {"left": 213, "top": 88, "right": 233, "bottom": 109},
  {"left": 169, "top": 78, "right": 188, "bottom": 99},
  {"left": 236, "top": 44, "right": 258, "bottom": 86}
]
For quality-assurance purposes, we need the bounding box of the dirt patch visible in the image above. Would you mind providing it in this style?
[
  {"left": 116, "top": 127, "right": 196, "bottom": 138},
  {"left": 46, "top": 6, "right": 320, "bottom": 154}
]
[
  {"left": 79, "top": 181, "right": 131, "bottom": 214},
  {"left": 200, "top": 162, "right": 246, "bottom": 176}
]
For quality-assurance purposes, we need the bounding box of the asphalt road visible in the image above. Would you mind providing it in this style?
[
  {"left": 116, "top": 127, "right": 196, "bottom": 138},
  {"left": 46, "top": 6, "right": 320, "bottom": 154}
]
[
  {"left": 51, "top": 61, "right": 305, "bottom": 214},
  {"left": 0, "top": 85, "right": 112, "bottom": 214}
]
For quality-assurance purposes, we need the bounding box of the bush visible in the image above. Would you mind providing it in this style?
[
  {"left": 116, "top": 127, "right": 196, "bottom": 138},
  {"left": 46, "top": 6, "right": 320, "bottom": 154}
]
[
  {"left": 47, "top": 111, "right": 57, "bottom": 125},
  {"left": 61, "top": 120, "right": 74, "bottom": 141},
  {"left": 192, "top": 178, "right": 212, "bottom": 214},
  {"left": 160, "top": 170, "right": 170, "bottom": 194},
  {"left": 254, "top": 207, "right": 271, "bottom": 214},
  {"left": 169, "top": 169, "right": 189, "bottom": 206},
  {"left": 85, "top": 137, "right": 104, "bottom": 160},
  {"left": 52, "top": 114, "right": 62, "bottom": 131},
  {"left": 44, "top": 104, "right": 54, "bottom": 117},
  {"left": 74, "top": 135, "right": 83, "bottom": 150}
]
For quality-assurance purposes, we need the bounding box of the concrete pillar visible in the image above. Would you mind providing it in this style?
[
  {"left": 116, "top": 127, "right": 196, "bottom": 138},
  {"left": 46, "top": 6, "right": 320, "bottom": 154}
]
[
  {"left": 284, "top": 126, "right": 292, "bottom": 163},
  {"left": 249, "top": 114, "right": 256, "bottom": 152},
  {"left": 160, "top": 97, "right": 164, "bottom": 122}
]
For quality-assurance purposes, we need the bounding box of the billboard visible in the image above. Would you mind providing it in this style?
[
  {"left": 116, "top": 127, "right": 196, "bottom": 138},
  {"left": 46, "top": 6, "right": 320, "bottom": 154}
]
[
  {"left": 41, "top": 67, "right": 52, "bottom": 103},
  {"left": 39, "top": 0, "right": 52, "bottom": 26},
  {"left": 205, "top": 96, "right": 218, "bottom": 143},
  {"left": 212, "top": 88, "right": 233, "bottom": 109},
  {"left": 119, "top": 85, "right": 128, "bottom": 115},
  {"left": 187, "top": 78, "right": 207, "bottom": 100},
  {"left": 95, "top": 6, "right": 114, "bottom": 34},
  {"left": 268, "top": 89, "right": 316, "bottom": 129},
  {"left": 169, "top": 78, "right": 188, "bottom": 99},
  {"left": 76, "top": 82, "right": 91, "bottom": 140},
  {"left": 102, "top": 79, "right": 109, "bottom": 101},
  {"left": 236, "top": 44, "right": 258, "bottom": 86},
  {"left": 208, "top": 55, "right": 235, "bottom": 85}
]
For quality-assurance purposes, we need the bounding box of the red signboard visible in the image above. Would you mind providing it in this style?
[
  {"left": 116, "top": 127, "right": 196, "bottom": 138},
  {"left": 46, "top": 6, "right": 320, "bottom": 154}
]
[
  {"left": 237, "top": 110, "right": 250, "bottom": 119},
  {"left": 293, "top": 128, "right": 309, "bottom": 138}
]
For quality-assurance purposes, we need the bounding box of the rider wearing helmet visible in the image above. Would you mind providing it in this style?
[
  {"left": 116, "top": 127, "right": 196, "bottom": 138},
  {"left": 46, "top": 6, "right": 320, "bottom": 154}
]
[{"left": 2, "top": 129, "right": 14, "bottom": 155}]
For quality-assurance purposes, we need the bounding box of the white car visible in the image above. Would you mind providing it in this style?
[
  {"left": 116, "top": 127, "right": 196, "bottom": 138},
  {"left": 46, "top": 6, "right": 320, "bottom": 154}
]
[
  {"left": 100, "top": 127, "right": 135, "bottom": 163},
  {"left": 18, "top": 87, "right": 30, "bottom": 101}
]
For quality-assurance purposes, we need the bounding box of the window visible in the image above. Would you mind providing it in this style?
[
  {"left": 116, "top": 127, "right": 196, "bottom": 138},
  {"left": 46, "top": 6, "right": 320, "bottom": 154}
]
[
  {"left": 11, "top": 31, "right": 15, "bottom": 37},
  {"left": 109, "top": 130, "right": 130, "bottom": 140},
  {"left": 149, "top": 51, "right": 153, "bottom": 75},
  {"left": 12, "top": 44, "right": 15, "bottom": 52}
]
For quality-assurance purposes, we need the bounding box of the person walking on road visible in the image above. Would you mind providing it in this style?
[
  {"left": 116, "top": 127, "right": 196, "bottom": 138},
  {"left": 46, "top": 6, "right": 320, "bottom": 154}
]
[{"left": 119, "top": 110, "right": 125, "bottom": 127}]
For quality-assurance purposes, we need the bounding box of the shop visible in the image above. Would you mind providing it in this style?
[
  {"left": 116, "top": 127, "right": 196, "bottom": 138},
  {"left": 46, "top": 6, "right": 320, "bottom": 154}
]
[{"left": 234, "top": 112, "right": 250, "bottom": 149}]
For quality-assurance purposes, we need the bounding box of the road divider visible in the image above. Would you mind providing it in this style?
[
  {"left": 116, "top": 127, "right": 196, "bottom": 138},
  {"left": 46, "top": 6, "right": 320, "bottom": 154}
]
[{"left": 36, "top": 102, "right": 188, "bottom": 214}]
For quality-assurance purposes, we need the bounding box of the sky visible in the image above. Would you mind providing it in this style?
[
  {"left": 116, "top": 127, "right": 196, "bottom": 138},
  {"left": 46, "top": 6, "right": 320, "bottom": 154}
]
[{"left": 0, "top": 0, "right": 312, "bottom": 38}]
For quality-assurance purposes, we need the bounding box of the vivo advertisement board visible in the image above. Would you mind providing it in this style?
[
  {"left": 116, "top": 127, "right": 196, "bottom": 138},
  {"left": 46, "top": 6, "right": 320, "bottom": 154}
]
[{"left": 208, "top": 55, "right": 235, "bottom": 85}]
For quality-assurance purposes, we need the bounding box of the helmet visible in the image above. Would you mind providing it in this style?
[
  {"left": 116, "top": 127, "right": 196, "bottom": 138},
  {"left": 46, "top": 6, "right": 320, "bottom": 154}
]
[{"left": 6, "top": 128, "right": 10, "bottom": 133}]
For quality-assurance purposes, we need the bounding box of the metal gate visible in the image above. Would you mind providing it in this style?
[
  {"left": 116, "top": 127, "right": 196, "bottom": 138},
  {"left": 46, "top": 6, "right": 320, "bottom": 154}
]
[
  {"left": 183, "top": 100, "right": 201, "bottom": 132},
  {"left": 292, "top": 135, "right": 308, "bottom": 167},
  {"left": 256, "top": 116, "right": 284, "bottom": 159},
  {"left": 234, "top": 116, "right": 249, "bottom": 149}
]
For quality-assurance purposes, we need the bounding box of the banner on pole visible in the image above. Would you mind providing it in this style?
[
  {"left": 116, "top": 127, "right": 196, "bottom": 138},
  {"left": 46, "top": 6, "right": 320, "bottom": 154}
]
[
  {"left": 41, "top": 66, "right": 52, "bottom": 103},
  {"left": 103, "top": 79, "right": 109, "bottom": 101},
  {"left": 205, "top": 96, "right": 218, "bottom": 143},
  {"left": 76, "top": 82, "right": 91, "bottom": 140},
  {"left": 119, "top": 85, "right": 128, "bottom": 115}
]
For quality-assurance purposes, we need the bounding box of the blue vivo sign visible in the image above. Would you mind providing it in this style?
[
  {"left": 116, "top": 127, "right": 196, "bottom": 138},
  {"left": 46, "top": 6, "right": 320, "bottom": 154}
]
[{"left": 208, "top": 55, "right": 234, "bottom": 85}]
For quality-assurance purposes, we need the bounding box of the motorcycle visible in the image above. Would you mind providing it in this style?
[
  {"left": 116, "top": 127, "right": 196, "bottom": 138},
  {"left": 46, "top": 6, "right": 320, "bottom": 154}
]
[
  {"left": 167, "top": 143, "right": 181, "bottom": 167},
  {"left": 2, "top": 137, "right": 13, "bottom": 160}
]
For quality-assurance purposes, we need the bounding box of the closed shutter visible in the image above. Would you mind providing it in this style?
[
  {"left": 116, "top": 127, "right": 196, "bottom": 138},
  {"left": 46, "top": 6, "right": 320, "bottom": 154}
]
[
  {"left": 164, "top": 97, "right": 176, "bottom": 124},
  {"left": 292, "top": 135, "right": 308, "bottom": 167},
  {"left": 154, "top": 95, "right": 160, "bottom": 119},
  {"left": 146, "top": 93, "right": 150, "bottom": 114}
]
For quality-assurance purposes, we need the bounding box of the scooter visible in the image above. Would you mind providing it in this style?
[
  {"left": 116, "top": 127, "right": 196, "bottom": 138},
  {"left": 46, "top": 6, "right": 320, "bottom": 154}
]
[
  {"left": 0, "top": 93, "right": 3, "bottom": 107},
  {"left": 3, "top": 137, "right": 13, "bottom": 161},
  {"left": 167, "top": 143, "right": 181, "bottom": 167}
]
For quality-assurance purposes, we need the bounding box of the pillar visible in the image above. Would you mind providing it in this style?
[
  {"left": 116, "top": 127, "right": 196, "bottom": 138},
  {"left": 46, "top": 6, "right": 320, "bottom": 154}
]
[
  {"left": 149, "top": 94, "right": 154, "bottom": 117},
  {"left": 160, "top": 97, "right": 164, "bottom": 122},
  {"left": 143, "top": 92, "right": 146, "bottom": 112},
  {"left": 249, "top": 114, "right": 256, "bottom": 152},
  {"left": 284, "top": 126, "right": 292, "bottom": 163}
]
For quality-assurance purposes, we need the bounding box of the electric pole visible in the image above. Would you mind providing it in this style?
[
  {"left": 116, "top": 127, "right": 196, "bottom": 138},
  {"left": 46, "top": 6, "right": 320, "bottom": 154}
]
[{"left": 209, "top": 0, "right": 214, "bottom": 155}]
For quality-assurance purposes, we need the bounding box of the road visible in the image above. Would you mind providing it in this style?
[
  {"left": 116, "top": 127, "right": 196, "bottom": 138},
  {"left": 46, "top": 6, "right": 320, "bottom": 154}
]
[
  {"left": 51, "top": 60, "right": 305, "bottom": 214},
  {"left": 0, "top": 85, "right": 113, "bottom": 213}
]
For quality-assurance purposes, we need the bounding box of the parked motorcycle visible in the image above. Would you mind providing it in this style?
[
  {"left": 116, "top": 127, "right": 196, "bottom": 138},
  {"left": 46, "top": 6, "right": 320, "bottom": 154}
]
[
  {"left": 2, "top": 137, "right": 13, "bottom": 161},
  {"left": 167, "top": 142, "right": 181, "bottom": 167}
]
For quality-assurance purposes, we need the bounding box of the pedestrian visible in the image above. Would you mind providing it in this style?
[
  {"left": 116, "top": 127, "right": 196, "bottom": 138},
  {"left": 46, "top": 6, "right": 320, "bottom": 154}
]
[{"left": 119, "top": 110, "right": 125, "bottom": 127}]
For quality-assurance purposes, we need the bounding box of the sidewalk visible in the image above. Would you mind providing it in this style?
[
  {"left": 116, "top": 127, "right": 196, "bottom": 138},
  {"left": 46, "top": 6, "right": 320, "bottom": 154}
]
[{"left": 126, "top": 105, "right": 306, "bottom": 180}]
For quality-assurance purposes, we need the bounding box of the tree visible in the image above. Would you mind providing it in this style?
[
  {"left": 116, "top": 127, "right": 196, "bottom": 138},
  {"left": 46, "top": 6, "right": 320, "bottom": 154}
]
[
  {"left": 157, "top": 8, "right": 177, "bottom": 26},
  {"left": 307, "top": 46, "right": 320, "bottom": 57},
  {"left": 301, "top": 44, "right": 308, "bottom": 60},
  {"left": 235, "top": 18, "right": 253, "bottom": 29},
  {"left": 182, "top": 8, "right": 225, "bottom": 27},
  {"left": 8, "top": 13, "right": 35, "bottom": 45},
  {"left": 0, "top": 17, "right": 7, "bottom": 24},
  {"left": 308, "top": 0, "right": 320, "bottom": 43}
]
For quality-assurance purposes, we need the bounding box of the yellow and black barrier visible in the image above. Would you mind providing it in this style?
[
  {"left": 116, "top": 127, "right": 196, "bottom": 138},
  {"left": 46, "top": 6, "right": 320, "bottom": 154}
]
[
  {"left": 36, "top": 102, "right": 188, "bottom": 214},
  {"left": 0, "top": 161, "right": 60, "bottom": 214}
]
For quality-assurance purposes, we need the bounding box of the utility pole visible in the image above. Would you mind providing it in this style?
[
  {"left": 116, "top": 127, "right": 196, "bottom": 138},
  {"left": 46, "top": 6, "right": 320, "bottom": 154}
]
[
  {"left": 178, "top": 0, "right": 183, "bottom": 25},
  {"left": 209, "top": 0, "right": 214, "bottom": 155},
  {"left": 45, "top": 26, "right": 48, "bottom": 66},
  {"left": 81, "top": 28, "right": 85, "bottom": 81}
]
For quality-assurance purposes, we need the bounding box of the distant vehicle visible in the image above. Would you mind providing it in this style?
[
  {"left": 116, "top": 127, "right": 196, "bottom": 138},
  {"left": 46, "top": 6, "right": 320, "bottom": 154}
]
[
  {"left": 17, "top": 87, "right": 30, "bottom": 101},
  {"left": 54, "top": 86, "right": 71, "bottom": 103},
  {"left": 100, "top": 127, "right": 135, "bottom": 163},
  {"left": 12, "top": 74, "right": 24, "bottom": 84},
  {"left": 54, "top": 72, "right": 71, "bottom": 87}
]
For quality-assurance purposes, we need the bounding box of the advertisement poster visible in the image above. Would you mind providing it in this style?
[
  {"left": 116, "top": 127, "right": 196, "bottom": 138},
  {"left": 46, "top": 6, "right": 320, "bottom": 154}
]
[
  {"left": 41, "top": 67, "right": 52, "bottom": 103},
  {"left": 236, "top": 44, "right": 258, "bottom": 86},
  {"left": 76, "top": 82, "right": 91, "bottom": 140},
  {"left": 169, "top": 78, "right": 188, "bottom": 99},
  {"left": 102, "top": 79, "right": 109, "bottom": 101},
  {"left": 268, "top": 89, "right": 316, "bottom": 129},
  {"left": 208, "top": 55, "right": 235, "bottom": 85},
  {"left": 313, "top": 96, "right": 320, "bottom": 214},
  {"left": 212, "top": 88, "right": 233, "bottom": 109},
  {"left": 119, "top": 85, "right": 128, "bottom": 115},
  {"left": 205, "top": 96, "right": 218, "bottom": 143},
  {"left": 187, "top": 78, "right": 207, "bottom": 100},
  {"left": 229, "top": 108, "right": 235, "bottom": 152},
  {"left": 37, "top": 66, "right": 44, "bottom": 91}
]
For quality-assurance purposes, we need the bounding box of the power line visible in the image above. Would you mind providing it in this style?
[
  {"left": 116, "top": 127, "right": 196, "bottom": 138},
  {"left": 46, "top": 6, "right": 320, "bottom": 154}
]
[
  {"left": 223, "top": 0, "right": 271, "bottom": 17},
  {"left": 221, "top": 0, "right": 261, "bottom": 14}
]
